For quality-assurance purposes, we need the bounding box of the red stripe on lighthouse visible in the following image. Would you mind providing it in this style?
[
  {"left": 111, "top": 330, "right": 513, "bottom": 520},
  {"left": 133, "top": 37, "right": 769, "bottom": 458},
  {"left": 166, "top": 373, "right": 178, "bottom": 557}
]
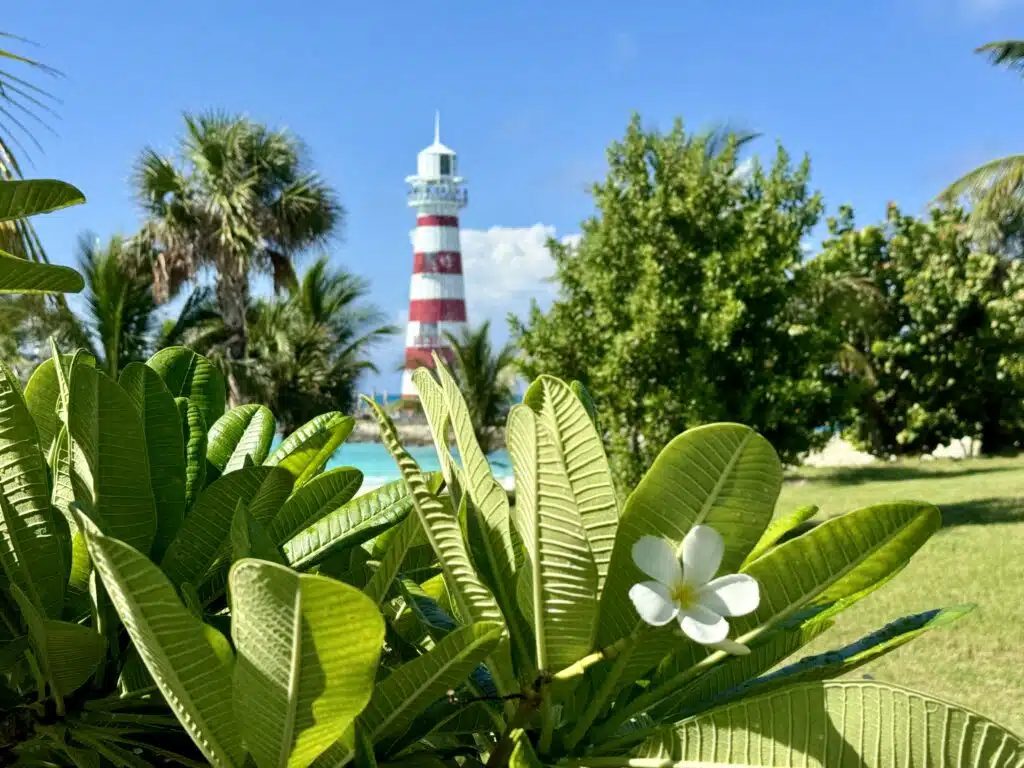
[
  {"left": 413, "top": 252, "right": 463, "bottom": 274},
  {"left": 408, "top": 299, "right": 467, "bottom": 323},
  {"left": 417, "top": 215, "right": 459, "bottom": 227}
]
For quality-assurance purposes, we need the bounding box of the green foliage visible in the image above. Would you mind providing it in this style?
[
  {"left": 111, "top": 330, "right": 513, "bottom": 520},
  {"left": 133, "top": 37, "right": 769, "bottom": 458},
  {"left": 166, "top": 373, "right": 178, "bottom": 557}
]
[
  {"left": 38, "top": 235, "right": 159, "bottom": 377},
  {"left": 0, "top": 333, "right": 430, "bottom": 766},
  {"left": 164, "top": 258, "right": 396, "bottom": 427},
  {"left": 230, "top": 559, "right": 384, "bottom": 768},
  {"left": 0, "top": 36, "right": 65, "bottom": 263},
  {"left": 133, "top": 113, "right": 345, "bottom": 400},
  {"left": 1, "top": 247, "right": 1018, "bottom": 765},
  {"left": 812, "top": 203, "right": 1024, "bottom": 455},
  {"left": 148, "top": 345, "right": 227, "bottom": 430},
  {"left": 637, "top": 681, "right": 1024, "bottom": 766},
  {"left": 0, "top": 179, "right": 86, "bottom": 294},
  {"left": 512, "top": 114, "right": 847, "bottom": 488},
  {"left": 444, "top": 321, "right": 517, "bottom": 454}
]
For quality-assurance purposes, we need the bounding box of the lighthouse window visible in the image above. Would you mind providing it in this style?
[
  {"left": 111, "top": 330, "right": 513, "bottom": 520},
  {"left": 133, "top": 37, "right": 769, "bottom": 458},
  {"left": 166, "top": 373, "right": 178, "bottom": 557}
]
[{"left": 439, "top": 155, "right": 451, "bottom": 176}]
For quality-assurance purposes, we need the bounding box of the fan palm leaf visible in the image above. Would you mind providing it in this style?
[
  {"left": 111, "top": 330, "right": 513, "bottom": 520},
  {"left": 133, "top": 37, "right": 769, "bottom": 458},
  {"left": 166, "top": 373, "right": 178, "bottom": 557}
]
[
  {"left": 133, "top": 112, "right": 345, "bottom": 403},
  {"left": 976, "top": 39, "right": 1024, "bottom": 73},
  {"left": 164, "top": 256, "right": 394, "bottom": 428},
  {"left": 939, "top": 39, "right": 1024, "bottom": 232}
]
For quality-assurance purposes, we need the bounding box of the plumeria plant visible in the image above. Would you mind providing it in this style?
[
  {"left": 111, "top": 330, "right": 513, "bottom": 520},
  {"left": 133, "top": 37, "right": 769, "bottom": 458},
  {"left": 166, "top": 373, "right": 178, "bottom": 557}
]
[{"left": 348, "top": 358, "right": 1024, "bottom": 766}]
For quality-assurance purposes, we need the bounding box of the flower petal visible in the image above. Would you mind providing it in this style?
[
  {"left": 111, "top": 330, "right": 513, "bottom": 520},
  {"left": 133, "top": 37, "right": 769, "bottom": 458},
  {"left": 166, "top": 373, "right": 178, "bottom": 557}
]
[
  {"left": 678, "top": 603, "right": 729, "bottom": 645},
  {"left": 628, "top": 581, "right": 679, "bottom": 626},
  {"left": 681, "top": 524, "right": 724, "bottom": 588},
  {"left": 708, "top": 638, "right": 751, "bottom": 656},
  {"left": 631, "top": 535, "right": 683, "bottom": 587},
  {"left": 697, "top": 573, "right": 760, "bottom": 617}
]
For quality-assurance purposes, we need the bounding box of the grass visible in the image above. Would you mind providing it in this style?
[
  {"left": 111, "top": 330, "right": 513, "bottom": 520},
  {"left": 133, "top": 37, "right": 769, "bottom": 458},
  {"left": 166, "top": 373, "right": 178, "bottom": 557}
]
[{"left": 777, "top": 454, "right": 1024, "bottom": 734}]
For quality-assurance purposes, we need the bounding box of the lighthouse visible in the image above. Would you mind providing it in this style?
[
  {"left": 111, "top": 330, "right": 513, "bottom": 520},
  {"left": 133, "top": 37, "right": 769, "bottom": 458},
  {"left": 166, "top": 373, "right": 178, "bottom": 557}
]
[{"left": 401, "top": 114, "right": 469, "bottom": 399}]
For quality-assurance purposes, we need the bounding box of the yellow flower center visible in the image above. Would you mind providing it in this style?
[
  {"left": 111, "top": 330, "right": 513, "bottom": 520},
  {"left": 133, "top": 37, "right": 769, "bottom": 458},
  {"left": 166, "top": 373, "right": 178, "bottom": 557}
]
[{"left": 669, "top": 581, "right": 697, "bottom": 609}]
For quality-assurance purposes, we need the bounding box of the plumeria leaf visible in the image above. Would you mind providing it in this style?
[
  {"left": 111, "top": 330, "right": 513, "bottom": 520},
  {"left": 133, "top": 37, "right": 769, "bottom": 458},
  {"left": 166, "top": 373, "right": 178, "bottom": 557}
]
[
  {"left": 507, "top": 403, "right": 598, "bottom": 672},
  {"left": 264, "top": 412, "right": 353, "bottom": 486},
  {"left": 584, "top": 424, "right": 782, "bottom": 728},
  {"left": 522, "top": 374, "right": 619, "bottom": 595},
  {"left": 148, "top": 347, "right": 226, "bottom": 436},
  {"left": 177, "top": 397, "right": 208, "bottom": 513},
  {"left": 118, "top": 363, "right": 187, "bottom": 563},
  {"left": 206, "top": 404, "right": 276, "bottom": 483},
  {"left": 640, "top": 680, "right": 1024, "bottom": 766},
  {"left": 268, "top": 466, "right": 364, "bottom": 544},
  {"left": 0, "top": 360, "right": 69, "bottom": 618},
  {"left": 283, "top": 476, "right": 414, "bottom": 571},
  {"left": 742, "top": 504, "right": 819, "bottom": 567}
]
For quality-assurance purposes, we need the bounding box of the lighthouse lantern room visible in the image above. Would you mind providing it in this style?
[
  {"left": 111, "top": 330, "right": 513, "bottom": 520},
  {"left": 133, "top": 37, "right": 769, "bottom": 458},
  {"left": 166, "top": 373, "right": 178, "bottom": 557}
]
[{"left": 401, "top": 114, "right": 469, "bottom": 399}]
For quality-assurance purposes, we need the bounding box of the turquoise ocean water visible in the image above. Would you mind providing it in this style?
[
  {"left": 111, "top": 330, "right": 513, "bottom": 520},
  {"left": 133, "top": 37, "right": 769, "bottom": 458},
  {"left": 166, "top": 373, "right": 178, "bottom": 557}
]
[{"left": 271, "top": 437, "right": 513, "bottom": 488}]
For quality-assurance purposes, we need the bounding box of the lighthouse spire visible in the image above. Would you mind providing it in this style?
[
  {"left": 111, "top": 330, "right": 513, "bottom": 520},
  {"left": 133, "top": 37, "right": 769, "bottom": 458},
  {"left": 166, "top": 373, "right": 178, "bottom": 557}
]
[{"left": 434, "top": 110, "right": 441, "bottom": 145}]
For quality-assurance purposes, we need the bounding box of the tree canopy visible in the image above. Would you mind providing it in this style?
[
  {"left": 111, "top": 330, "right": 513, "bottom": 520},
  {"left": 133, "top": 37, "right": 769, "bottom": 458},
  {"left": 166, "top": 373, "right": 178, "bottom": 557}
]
[
  {"left": 512, "top": 115, "right": 848, "bottom": 487},
  {"left": 811, "top": 203, "right": 1024, "bottom": 456},
  {"left": 133, "top": 112, "right": 343, "bottom": 403}
]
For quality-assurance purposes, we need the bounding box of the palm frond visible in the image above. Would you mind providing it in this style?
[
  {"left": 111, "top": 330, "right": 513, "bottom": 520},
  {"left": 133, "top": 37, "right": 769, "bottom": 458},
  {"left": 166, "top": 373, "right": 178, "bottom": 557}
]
[
  {"left": 444, "top": 321, "right": 518, "bottom": 453},
  {"left": 940, "top": 153, "right": 1024, "bottom": 203},
  {"left": 157, "top": 285, "right": 219, "bottom": 348},
  {"left": 697, "top": 123, "right": 761, "bottom": 160},
  {"left": 976, "top": 40, "right": 1024, "bottom": 74},
  {"left": 0, "top": 33, "right": 61, "bottom": 263},
  {"left": 75, "top": 233, "right": 159, "bottom": 376}
]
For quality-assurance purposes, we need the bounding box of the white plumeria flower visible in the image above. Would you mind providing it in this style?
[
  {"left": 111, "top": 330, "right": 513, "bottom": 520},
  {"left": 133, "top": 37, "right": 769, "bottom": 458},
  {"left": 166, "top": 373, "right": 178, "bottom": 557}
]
[{"left": 628, "top": 525, "right": 760, "bottom": 650}]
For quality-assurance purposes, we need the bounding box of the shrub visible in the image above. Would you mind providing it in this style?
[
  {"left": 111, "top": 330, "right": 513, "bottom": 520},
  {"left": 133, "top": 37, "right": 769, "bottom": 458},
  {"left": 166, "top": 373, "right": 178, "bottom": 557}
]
[{"left": 2, "top": 177, "right": 1021, "bottom": 767}]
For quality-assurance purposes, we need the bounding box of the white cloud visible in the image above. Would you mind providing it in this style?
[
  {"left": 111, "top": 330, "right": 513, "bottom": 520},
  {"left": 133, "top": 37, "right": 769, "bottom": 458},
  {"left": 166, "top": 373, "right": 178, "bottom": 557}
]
[{"left": 459, "top": 224, "right": 577, "bottom": 335}]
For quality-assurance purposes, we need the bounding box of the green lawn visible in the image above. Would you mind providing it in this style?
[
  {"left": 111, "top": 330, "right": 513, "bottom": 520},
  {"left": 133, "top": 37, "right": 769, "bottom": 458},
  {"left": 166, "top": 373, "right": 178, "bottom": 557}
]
[{"left": 777, "top": 455, "right": 1024, "bottom": 734}]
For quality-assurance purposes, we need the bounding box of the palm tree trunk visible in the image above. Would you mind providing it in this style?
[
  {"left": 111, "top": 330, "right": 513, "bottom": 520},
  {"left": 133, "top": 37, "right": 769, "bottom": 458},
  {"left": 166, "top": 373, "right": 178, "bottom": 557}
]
[{"left": 216, "top": 261, "right": 249, "bottom": 406}]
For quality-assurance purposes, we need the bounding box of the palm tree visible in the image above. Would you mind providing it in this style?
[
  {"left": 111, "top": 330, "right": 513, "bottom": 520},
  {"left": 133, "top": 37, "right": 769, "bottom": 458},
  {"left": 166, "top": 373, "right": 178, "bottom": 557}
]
[
  {"left": 444, "top": 321, "right": 518, "bottom": 454},
  {"left": 133, "top": 112, "right": 343, "bottom": 403},
  {"left": 0, "top": 33, "right": 61, "bottom": 263},
  {"left": 941, "top": 41, "right": 1024, "bottom": 231},
  {"left": 168, "top": 257, "right": 395, "bottom": 430},
  {"left": 40, "top": 234, "right": 158, "bottom": 377}
]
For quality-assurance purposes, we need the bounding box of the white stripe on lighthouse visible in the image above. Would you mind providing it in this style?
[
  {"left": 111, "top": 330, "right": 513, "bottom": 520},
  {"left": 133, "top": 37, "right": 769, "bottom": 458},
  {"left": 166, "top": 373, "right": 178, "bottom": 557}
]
[
  {"left": 408, "top": 273, "right": 466, "bottom": 301},
  {"left": 413, "top": 225, "right": 461, "bottom": 253}
]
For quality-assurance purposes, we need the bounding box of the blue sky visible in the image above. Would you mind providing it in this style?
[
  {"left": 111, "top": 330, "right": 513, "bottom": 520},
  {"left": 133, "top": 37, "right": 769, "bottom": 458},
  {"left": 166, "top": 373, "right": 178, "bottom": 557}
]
[{"left": 8, "top": 0, "right": 1024, "bottom": 392}]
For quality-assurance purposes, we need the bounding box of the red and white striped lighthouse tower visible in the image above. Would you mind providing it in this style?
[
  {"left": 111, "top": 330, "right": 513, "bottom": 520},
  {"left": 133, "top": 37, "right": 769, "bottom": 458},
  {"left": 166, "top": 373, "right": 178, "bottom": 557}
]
[{"left": 401, "top": 114, "right": 469, "bottom": 399}]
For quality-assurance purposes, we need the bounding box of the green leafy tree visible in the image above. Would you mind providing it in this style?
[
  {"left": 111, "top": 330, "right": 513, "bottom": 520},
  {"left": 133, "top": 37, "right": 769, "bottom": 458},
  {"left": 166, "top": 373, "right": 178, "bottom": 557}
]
[
  {"left": 444, "top": 320, "right": 517, "bottom": 453},
  {"left": 811, "top": 202, "right": 1024, "bottom": 456},
  {"left": 133, "top": 112, "right": 343, "bottom": 403},
  {"left": 512, "top": 114, "right": 848, "bottom": 488},
  {"left": 170, "top": 256, "right": 395, "bottom": 429}
]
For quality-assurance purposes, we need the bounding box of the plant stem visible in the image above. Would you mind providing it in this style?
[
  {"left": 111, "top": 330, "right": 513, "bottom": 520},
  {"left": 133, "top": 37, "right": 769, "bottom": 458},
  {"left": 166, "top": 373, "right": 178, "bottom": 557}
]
[
  {"left": 538, "top": 686, "right": 554, "bottom": 754},
  {"left": 552, "top": 634, "right": 635, "bottom": 683},
  {"left": 589, "top": 649, "right": 726, "bottom": 742},
  {"left": 485, "top": 694, "right": 541, "bottom": 768},
  {"left": 561, "top": 634, "right": 637, "bottom": 752}
]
